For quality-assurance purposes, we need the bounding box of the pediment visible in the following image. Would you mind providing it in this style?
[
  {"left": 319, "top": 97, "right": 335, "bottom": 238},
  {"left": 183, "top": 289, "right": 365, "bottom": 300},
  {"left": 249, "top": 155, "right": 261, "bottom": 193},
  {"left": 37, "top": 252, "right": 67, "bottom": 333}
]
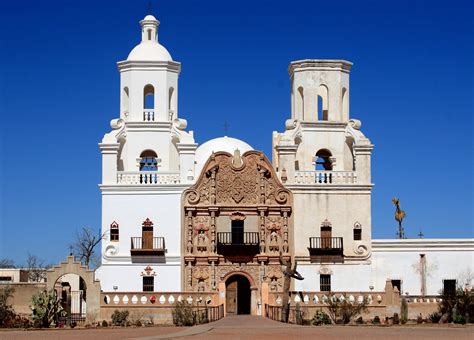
[{"left": 183, "top": 151, "right": 291, "bottom": 208}]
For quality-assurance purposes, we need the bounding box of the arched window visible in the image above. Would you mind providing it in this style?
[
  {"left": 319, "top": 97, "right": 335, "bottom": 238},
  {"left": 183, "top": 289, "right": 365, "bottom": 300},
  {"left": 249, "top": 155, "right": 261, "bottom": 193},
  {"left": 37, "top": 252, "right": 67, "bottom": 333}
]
[
  {"left": 168, "top": 87, "right": 176, "bottom": 119},
  {"left": 320, "top": 219, "right": 332, "bottom": 248},
  {"left": 143, "top": 84, "right": 155, "bottom": 121},
  {"left": 139, "top": 150, "right": 158, "bottom": 171},
  {"left": 342, "top": 87, "right": 349, "bottom": 120},
  {"left": 142, "top": 218, "right": 154, "bottom": 250},
  {"left": 318, "top": 85, "right": 329, "bottom": 121},
  {"left": 353, "top": 222, "right": 362, "bottom": 241},
  {"left": 315, "top": 149, "right": 333, "bottom": 171},
  {"left": 110, "top": 222, "right": 119, "bottom": 241},
  {"left": 122, "top": 87, "right": 129, "bottom": 117},
  {"left": 297, "top": 86, "right": 304, "bottom": 119}
]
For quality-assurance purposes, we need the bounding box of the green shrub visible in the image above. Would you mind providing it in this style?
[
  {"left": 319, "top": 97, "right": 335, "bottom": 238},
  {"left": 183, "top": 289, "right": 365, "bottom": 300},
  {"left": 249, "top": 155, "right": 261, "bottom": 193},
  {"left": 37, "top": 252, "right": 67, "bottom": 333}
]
[
  {"left": 392, "top": 313, "right": 400, "bottom": 325},
  {"left": 372, "top": 315, "right": 380, "bottom": 324},
  {"left": 325, "top": 294, "right": 369, "bottom": 324},
  {"left": 111, "top": 310, "right": 129, "bottom": 326},
  {"left": 453, "top": 313, "right": 466, "bottom": 325},
  {"left": 31, "top": 289, "right": 66, "bottom": 328},
  {"left": 101, "top": 320, "right": 108, "bottom": 327},
  {"left": 172, "top": 301, "right": 195, "bottom": 326},
  {"left": 428, "top": 312, "right": 442, "bottom": 323},
  {"left": 0, "top": 285, "right": 16, "bottom": 328},
  {"left": 311, "top": 310, "right": 331, "bottom": 326},
  {"left": 438, "top": 287, "right": 473, "bottom": 323},
  {"left": 355, "top": 316, "right": 364, "bottom": 324}
]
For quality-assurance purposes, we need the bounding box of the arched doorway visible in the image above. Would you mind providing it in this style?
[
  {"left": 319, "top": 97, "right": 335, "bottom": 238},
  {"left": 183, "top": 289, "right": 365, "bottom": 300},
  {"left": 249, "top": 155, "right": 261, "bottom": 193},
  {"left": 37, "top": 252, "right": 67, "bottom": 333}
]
[
  {"left": 225, "top": 274, "right": 251, "bottom": 315},
  {"left": 54, "top": 274, "right": 87, "bottom": 324}
]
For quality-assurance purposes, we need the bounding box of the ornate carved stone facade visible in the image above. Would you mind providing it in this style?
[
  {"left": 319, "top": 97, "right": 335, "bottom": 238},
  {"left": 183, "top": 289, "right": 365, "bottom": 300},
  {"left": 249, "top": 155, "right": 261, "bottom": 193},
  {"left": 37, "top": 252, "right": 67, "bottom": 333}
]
[{"left": 181, "top": 151, "right": 293, "bottom": 292}]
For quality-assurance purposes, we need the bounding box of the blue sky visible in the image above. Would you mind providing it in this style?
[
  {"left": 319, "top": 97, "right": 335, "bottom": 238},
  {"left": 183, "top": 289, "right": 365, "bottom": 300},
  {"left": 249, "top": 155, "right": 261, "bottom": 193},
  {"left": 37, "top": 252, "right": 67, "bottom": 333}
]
[{"left": 0, "top": 0, "right": 473, "bottom": 265}]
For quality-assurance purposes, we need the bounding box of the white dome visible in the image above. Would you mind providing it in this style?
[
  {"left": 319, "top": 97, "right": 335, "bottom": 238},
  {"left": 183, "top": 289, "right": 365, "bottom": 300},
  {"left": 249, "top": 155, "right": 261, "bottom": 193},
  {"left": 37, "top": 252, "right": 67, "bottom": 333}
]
[
  {"left": 143, "top": 14, "right": 157, "bottom": 21},
  {"left": 195, "top": 136, "right": 253, "bottom": 176},
  {"left": 127, "top": 42, "right": 172, "bottom": 61}
]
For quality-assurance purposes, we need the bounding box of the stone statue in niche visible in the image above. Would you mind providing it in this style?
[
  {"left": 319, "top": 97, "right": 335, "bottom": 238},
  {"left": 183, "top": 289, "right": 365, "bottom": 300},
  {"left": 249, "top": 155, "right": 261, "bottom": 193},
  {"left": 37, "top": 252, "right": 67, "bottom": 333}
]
[
  {"left": 193, "top": 216, "right": 210, "bottom": 254},
  {"left": 266, "top": 216, "right": 282, "bottom": 254},
  {"left": 196, "top": 229, "right": 208, "bottom": 253},
  {"left": 269, "top": 230, "right": 279, "bottom": 254}
]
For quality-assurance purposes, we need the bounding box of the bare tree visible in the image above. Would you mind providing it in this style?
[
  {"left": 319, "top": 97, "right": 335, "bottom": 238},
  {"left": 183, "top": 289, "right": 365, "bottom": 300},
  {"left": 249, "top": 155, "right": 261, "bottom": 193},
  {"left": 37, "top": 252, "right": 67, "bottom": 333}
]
[
  {"left": 325, "top": 293, "right": 369, "bottom": 324},
  {"left": 279, "top": 255, "right": 304, "bottom": 323},
  {"left": 0, "top": 258, "right": 15, "bottom": 268},
  {"left": 72, "top": 227, "right": 105, "bottom": 268},
  {"left": 25, "top": 253, "right": 50, "bottom": 282}
]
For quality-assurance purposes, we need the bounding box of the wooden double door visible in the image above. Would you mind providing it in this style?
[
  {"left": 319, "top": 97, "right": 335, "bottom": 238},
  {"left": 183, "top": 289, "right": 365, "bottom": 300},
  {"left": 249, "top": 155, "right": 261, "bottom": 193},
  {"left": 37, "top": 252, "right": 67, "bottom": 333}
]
[{"left": 225, "top": 275, "right": 251, "bottom": 315}]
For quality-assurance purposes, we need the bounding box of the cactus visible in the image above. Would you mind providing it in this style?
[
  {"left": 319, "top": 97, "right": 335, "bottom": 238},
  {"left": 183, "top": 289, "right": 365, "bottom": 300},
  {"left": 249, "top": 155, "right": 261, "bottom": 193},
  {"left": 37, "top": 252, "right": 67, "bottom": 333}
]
[
  {"left": 401, "top": 297, "right": 408, "bottom": 324},
  {"left": 31, "top": 289, "right": 66, "bottom": 328}
]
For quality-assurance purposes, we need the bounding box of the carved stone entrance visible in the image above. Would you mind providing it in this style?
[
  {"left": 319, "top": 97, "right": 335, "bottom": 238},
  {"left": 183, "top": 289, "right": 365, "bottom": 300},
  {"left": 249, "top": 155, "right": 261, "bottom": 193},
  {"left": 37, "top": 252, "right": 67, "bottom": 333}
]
[
  {"left": 226, "top": 274, "right": 251, "bottom": 315},
  {"left": 181, "top": 151, "right": 293, "bottom": 296}
]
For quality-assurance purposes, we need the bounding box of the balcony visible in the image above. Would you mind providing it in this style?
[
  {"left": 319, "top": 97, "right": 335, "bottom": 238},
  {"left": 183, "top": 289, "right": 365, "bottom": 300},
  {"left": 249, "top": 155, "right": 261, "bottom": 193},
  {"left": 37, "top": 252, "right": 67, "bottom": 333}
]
[
  {"left": 130, "top": 237, "right": 166, "bottom": 259},
  {"left": 308, "top": 237, "right": 344, "bottom": 263},
  {"left": 216, "top": 232, "right": 259, "bottom": 261},
  {"left": 117, "top": 172, "right": 180, "bottom": 185},
  {"left": 294, "top": 171, "right": 357, "bottom": 185}
]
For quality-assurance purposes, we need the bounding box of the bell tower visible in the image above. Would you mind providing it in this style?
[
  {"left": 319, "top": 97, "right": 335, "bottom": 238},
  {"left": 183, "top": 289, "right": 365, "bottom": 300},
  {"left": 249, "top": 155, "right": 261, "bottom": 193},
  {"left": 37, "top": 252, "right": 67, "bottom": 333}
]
[
  {"left": 273, "top": 59, "right": 374, "bottom": 291},
  {"left": 96, "top": 15, "right": 196, "bottom": 292},
  {"left": 290, "top": 60, "right": 351, "bottom": 122},
  {"left": 118, "top": 15, "right": 178, "bottom": 124}
]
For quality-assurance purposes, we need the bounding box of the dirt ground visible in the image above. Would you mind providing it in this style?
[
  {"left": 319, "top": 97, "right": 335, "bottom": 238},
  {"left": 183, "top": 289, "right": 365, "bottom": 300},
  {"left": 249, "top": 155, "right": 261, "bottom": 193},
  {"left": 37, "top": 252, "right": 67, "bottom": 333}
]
[{"left": 1, "top": 316, "right": 473, "bottom": 340}]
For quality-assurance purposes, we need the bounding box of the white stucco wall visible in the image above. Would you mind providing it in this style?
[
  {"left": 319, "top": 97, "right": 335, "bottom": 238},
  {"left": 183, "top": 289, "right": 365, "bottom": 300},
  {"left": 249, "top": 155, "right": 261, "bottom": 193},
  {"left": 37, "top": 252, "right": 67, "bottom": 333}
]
[
  {"left": 293, "top": 239, "right": 474, "bottom": 294},
  {"left": 96, "top": 261, "right": 181, "bottom": 292},
  {"left": 97, "top": 190, "right": 186, "bottom": 292},
  {"left": 371, "top": 239, "right": 474, "bottom": 295}
]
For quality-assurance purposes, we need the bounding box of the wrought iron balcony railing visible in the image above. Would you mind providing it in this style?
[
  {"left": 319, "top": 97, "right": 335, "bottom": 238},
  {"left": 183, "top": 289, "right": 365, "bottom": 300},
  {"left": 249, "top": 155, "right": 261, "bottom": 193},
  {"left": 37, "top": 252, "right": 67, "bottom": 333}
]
[
  {"left": 308, "top": 237, "right": 344, "bottom": 263},
  {"left": 130, "top": 237, "right": 166, "bottom": 255},
  {"left": 216, "top": 232, "right": 260, "bottom": 261},
  {"left": 309, "top": 237, "right": 343, "bottom": 250},
  {"left": 216, "top": 232, "right": 259, "bottom": 246}
]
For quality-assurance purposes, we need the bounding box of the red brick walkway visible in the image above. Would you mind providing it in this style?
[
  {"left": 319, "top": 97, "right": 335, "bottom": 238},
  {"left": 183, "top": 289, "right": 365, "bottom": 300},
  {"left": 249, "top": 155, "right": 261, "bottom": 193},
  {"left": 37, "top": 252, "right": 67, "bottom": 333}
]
[
  {"left": 1, "top": 316, "right": 472, "bottom": 340},
  {"left": 136, "top": 315, "right": 474, "bottom": 340}
]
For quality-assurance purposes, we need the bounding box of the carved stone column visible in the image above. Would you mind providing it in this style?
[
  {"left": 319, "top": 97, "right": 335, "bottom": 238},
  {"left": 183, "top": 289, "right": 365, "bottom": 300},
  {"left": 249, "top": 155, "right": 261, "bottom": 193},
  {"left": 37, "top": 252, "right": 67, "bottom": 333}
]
[
  {"left": 210, "top": 167, "right": 217, "bottom": 205},
  {"left": 211, "top": 261, "right": 216, "bottom": 290},
  {"left": 186, "top": 210, "right": 193, "bottom": 254},
  {"left": 259, "top": 210, "right": 266, "bottom": 254},
  {"left": 210, "top": 209, "right": 217, "bottom": 253},
  {"left": 187, "top": 261, "right": 193, "bottom": 290},
  {"left": 282, "top": 211, "right": 289, "bottom": 254}
]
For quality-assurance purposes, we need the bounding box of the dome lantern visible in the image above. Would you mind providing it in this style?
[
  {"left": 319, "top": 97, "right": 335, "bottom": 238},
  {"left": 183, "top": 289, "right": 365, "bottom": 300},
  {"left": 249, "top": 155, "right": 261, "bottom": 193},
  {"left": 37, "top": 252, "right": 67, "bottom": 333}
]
[{"left": 127, "top": 15, "right": 172, "bottom": 61}]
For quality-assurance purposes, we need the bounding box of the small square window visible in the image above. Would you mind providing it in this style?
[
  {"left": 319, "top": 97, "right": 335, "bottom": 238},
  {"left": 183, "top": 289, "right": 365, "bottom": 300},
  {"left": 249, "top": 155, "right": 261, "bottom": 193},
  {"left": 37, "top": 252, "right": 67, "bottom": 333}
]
[
  {"left": 110, "top": 222, "right": 119, "bottom": 241},
  {"left": 391, "top": 279, "right": 402, "bottom": 293},
  {"left": 320, "top": 274, "right": 331, "bottom": 292},
  {"left": 143, "top": 276, "right": 154, "bottom": 292},
  {"left": 443, "top": 279, "right": 456, "bottom": 296},
  {"left": 353, "top": 228, "right": 362, "bottom": 241}
]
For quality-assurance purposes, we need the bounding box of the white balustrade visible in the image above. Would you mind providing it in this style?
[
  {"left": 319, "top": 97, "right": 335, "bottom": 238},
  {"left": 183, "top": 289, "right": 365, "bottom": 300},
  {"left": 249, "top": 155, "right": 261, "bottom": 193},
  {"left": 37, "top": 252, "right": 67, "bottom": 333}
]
[
  {"left": 117, "top": 171, "right": 181, "bottom": 185},
  {"left": 143, "top": 109, "right": 155, "bottom": 121},
  {"left": 294, "top": 171, "right": 357, "bottom": 184}
]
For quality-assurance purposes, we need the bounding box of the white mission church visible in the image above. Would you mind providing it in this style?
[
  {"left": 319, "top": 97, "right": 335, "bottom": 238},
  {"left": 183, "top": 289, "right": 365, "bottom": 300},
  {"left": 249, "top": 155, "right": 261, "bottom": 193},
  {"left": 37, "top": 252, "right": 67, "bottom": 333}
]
[{"left": 95, "top": 15, "right": 473, "bottom": 315}]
